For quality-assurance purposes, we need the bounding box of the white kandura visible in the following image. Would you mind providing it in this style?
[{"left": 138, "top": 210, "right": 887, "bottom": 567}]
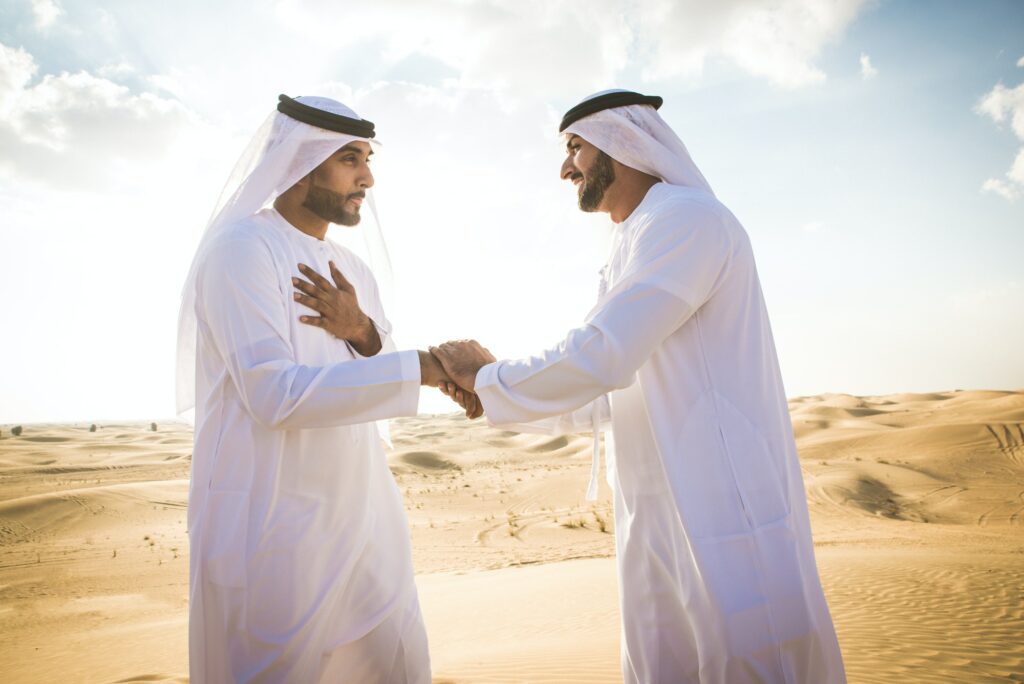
[
  {"left": 182, "top": 95, "right": 430, "bottom": 683},
  {"left": 474, "top": 92, "right": 846, "bottom": 683},
  {"left": 190, "top": 208, "right": 428, "bottom": 682}
]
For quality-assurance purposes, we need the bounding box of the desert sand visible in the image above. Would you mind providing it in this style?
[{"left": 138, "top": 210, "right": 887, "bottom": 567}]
[{"left": 1, "top": 390, "right": 1022, "bottom": 683}]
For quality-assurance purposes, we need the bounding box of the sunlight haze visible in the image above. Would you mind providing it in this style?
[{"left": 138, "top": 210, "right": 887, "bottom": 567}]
[{"left": 1, "top": 0, "right": 1022, "bottom": 422}]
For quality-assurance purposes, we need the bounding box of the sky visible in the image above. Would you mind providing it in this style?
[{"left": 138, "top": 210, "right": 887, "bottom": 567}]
[{"left": 1, "top": 0, "right": 1022, "bottom": 423}]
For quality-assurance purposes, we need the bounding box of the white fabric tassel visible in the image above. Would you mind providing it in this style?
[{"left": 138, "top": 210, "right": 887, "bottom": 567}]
[{"left": 586, "top": 399, "right": 603, "bottom": 501}]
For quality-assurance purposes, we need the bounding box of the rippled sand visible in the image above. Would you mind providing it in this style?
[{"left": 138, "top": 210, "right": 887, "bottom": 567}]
[{"left": 1, "top": 390, "right": 1022, "bottom": 682}]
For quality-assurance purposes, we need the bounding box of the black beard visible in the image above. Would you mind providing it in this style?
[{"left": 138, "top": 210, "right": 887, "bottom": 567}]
[
  {"left": 303, "top": 184, "right": 362, "bottom": 226},
  {"left": 578, "top": 150, "right": 615, "bottom": 212}
]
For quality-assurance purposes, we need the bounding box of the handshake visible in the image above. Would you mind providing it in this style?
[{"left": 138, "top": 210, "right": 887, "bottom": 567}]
[
  {"left": 419, "top": 340, "right": 497, "bottom": 420},
  {"left": 291, "top": 261, "right": 496, "bottom": 419}
]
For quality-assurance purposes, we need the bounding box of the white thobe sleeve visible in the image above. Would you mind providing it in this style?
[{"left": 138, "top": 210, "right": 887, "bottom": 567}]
[
  {"left": 197, "top": 235, "right": 421, "bottom": 430},
  {"left": 475, "top": 199, "right": 733, "bottom": 426},
  {"left": 482, "top": 396, "right": 611, "bottom": 436}
]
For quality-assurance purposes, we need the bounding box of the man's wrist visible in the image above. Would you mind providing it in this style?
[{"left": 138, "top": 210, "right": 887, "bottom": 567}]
[
  {"left": 466, "top": 362, "right": 484, "bottom": 391},
  {"left": 349, "top": 314, "right": 382, "bottom": 355},
  {"left": 418, "top": 350, "right": 440, "bottom": 385}
]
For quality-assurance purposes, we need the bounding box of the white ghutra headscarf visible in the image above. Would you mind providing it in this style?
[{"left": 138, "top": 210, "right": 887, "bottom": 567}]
[
  {"left": 561, "top": 88, "right": 713, "bottom": 195},
  {"left": 561, "top": 89, "right": 715, "bottom": 500},
  {"left": 175, "top": 95, "right": 393, "bottom": 416}
]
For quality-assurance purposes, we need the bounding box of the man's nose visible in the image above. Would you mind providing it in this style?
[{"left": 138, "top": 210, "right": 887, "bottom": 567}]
[
  {"left": 560, "top": 156, "right": 576, "bottom": 180},
  {"left": 361, "top": 165, "right": 374, "bottom": 189}
]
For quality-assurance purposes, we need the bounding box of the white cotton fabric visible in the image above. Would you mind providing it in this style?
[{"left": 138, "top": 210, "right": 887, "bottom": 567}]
[
  {"left": 188, "top": 207, "right": 429, "bottom": 683},
  {"left": 474, "top": 184, "right": 846, "bottom": 682},
  {"left": 562, "top": 90, "right": 716, "bottom": 499},
  {"left": 176, "top": 96, "right": 392, "bottom": 416}
]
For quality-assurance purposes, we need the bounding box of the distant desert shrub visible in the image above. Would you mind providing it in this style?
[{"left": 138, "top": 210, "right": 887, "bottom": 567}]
[
  {"left": 89, "top": 424, "right": 97, "bottom": 432},
  {"left": 11, "top": 425, "right": 22, "bottom": 436},
  {"left": 150, "top": 422, "right": 158, "bottom": 432}
]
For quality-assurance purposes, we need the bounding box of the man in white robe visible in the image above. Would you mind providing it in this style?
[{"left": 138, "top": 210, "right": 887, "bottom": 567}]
[
  {"left": 176, "top": 95, "right": 461, "bottom": 683},
  {"left": 432, "top": 90, "right": 847, "bottom": 683}
]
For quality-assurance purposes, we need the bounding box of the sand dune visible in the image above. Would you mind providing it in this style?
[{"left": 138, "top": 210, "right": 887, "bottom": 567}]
[
  {"left": 2, "top": 392, "right": 1023, "bottom": 682},
  {"left": 792, "top": 391, "right": 1024, "bottom": 530}
]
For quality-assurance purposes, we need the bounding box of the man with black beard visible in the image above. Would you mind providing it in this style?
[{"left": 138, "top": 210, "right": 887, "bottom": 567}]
[
  {"left": 574, "top": 147, "right": 616, "bottom": 212},
  {"left": 178, "top": 95, "right": 475, "bottom": 683},
  {"left": 431, "top": 90, "right": 846, "bottom": 683}
]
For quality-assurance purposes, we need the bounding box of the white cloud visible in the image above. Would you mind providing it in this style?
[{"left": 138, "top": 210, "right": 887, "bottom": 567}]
[
  {"left": 636, "top": 0, "right": 870, "bottom": 88},
  {"left": 30, "top": 0, "right": 63, "bottom": 29},
  {"left": 976, "top": 79, "right": 1024, "bottom": 201},
  {"left": 148, "top": 71, "right": 187, "bottom": 98},
  {"left": 982, "top": 177, "right": 1019, "bottom": 201},
  {"left": 802, "top": 220, "right": 824, "bottom": 233},
  {"left": 97, "top": 62, "right": 137, "bottom": 80},
  {"left": 1017, "top": 55, "right": 1024, "bottom": 68},
  {"left": 0, "top": 42, "right": 35, "bottom": 111},
  {"left": 274, "top": 0, "right": 870, "bottom": 94},
  {"left": 977, "top": 81, "right": 1024, "bottom": 138},
  {"left": 0, "top": 41, "right": 203, "bottom": 189},
  {"left": 274, "top": 0, "right": 631, "bottom": 98},
  {"left": 1011, "top": 148, "right": 1024, "bottom": 185},
  {"left": 859, "top": 53, "right": 877, "bottom": 79}
]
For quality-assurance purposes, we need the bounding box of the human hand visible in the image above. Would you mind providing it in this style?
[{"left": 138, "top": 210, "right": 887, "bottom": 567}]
[
  {"left": 428, "top": 340, "right": 496, "bottom": 392},
  {"left": 418, "top": 352, "right": 482, "bottom": 418},
  {"left": 418, "top": 350, "right": 450, "bottom": 387},
  {"left": 439, "top": 381, "right": 484, "bottom": 420},
  {"left": 293, "top": 262, "right": 381, "bottom": 356}
]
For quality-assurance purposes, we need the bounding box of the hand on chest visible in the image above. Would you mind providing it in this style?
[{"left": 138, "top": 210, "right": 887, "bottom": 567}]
[{"left": 284, "top": 251, "right": 370, "bottom": 363}]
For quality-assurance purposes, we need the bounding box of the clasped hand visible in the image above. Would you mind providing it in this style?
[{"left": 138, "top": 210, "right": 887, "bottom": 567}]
[
  {"left": 293, "top": 263, "right": 494, "bottom": 420},
  {"left": 431, "top": 340, "right": 497, "bottom": 420}
]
